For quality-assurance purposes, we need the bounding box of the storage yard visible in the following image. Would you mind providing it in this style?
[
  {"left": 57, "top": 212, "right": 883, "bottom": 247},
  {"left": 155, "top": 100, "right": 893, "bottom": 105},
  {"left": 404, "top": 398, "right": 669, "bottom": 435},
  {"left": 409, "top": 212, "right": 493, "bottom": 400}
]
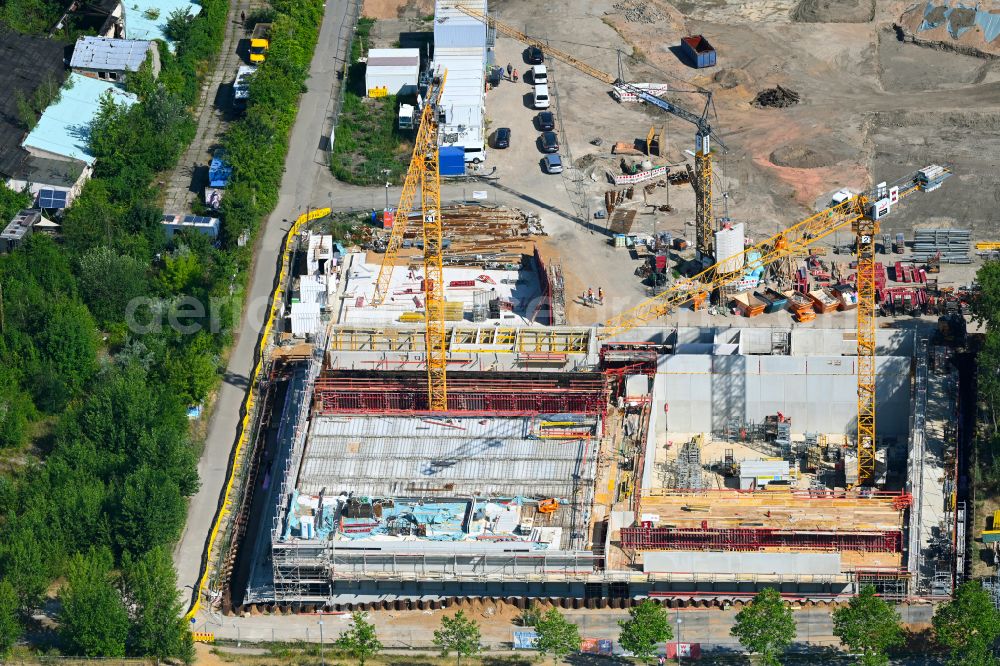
[{"left": 207, "top": 0, "right": 995, "bottom": 619}]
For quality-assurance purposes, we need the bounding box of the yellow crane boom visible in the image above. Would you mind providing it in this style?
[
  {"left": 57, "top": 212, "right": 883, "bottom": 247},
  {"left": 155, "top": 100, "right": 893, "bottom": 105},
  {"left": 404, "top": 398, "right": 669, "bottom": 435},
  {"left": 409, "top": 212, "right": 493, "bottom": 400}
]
[
  {"left": 371, "top": 77, "right": 447, "bottom": 307},
  {"left": 369, "top": 71, "right": 449, "bottom": 409},
  {"left": 600, "top": 167, "right": 948, "bottom": 484}
]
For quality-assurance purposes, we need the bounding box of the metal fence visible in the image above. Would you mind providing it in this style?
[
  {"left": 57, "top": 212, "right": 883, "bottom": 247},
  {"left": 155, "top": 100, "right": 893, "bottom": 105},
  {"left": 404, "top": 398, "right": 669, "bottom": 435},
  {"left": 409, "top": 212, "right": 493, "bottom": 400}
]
[{"left": 327, "top": 0, "right": 364, "bottom": 151}]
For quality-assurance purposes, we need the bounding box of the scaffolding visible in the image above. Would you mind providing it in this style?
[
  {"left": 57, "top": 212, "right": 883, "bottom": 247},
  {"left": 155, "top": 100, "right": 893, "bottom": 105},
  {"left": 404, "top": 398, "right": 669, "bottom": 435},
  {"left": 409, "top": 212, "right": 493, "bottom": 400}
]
[
  {"left": 327, "top": 324, "right": 592, "bottom": 354},
  {"left": 675, "top": 436, "right": 705, "bottom": 491}
]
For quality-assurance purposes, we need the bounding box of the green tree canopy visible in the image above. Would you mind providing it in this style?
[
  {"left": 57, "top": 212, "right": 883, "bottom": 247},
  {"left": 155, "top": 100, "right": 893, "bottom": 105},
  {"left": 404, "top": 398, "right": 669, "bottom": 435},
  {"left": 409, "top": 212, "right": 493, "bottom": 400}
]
[
  {"left": 59, "top": 547, "right": 129, "bottom": 657},
  {"left": 933, "top": 580, "right": 1000, "bottom": 666},
  {"left": 0, "top": 579, "right": 21, "bottom": 657},
  {"left": 433, "top": 610, "right": 482, "bottom": 665},
  {"left": 618, "top": 600, "right": 672, "bottom": 662},
  {"left": 730, "top": 587, "right": 796, "bottom": 666},
  {"left": 533, "top": 607, "right": 581, "bottom": 663},
  {"left": 832, "top": 585, "right": 903, "bottom": 666},
  {"left": 334, "top": 611, "right": 382, "bottom": 666},
  {"left": 121, "top": 546, "right": 194, "bottom": 663},
  {"left": 77, "top": 246, "right": 149, "bottom": 326}
]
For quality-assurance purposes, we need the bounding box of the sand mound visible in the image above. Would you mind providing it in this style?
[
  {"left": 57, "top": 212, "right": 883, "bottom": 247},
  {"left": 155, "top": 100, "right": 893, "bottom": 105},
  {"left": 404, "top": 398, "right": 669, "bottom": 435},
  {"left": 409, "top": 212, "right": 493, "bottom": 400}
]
[
  {"left": 769, "top": 144, "right": 839, "bottom": 169},
  {"left": 713, "top": 68, "right": 753, "bottom": 89}
]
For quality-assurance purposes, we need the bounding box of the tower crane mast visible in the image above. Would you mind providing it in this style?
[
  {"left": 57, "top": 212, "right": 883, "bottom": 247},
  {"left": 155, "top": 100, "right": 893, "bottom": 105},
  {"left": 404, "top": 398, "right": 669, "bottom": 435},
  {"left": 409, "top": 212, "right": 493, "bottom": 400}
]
[{"left": 371, "top": 70, "right": 450, "bottom": 410}]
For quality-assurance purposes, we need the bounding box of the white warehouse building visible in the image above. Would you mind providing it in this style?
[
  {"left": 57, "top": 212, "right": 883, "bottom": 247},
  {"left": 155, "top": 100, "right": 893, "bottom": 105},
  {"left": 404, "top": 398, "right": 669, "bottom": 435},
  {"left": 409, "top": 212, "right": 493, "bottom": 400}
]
[
  {"left": 364, "top": 48, "right": 420, "bottom": 97},
  {"left": 432, "top": 0, "right": 489, "bottom": 155}
]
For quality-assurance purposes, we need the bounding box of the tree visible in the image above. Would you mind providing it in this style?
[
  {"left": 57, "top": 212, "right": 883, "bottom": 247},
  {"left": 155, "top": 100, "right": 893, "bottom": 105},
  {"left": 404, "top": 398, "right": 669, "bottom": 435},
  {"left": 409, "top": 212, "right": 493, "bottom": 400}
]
[
  {"left": 433, "top": 610, "right": 482, "bottom": 665},
  {"left": 121, "top": 546, "right": 194, "bottom": 663},
  {"left": 334, "top": 612, "right": 381, "bottom": 666},
  {"left": 77, "top": 246, "right": 148, "bottom": 326},
  {"left": 730, "top": 587, "right": 796, "bottom": 666},
  {"left": 0, "top": 580, "right": 22, "bottom": 657},
  {"left": 59, "top": 548, "right": 129, "bottom": 657},
  {"left": 533, "top": 607, "right": 581, "bottom": 663},
  {"left": 0, "top": 368, "right": 31, "bottom": 449},
  {"left": 832, "top": 585, "right": 903, "bottom": 666},
  {"left": 618, "top": 600, "right": 672, "bottom": 663},
  {"left": 933, "top": 580, "right": 1000, "bottom": 666},
  {"left": 973, "top": 261, "right": 1000, "bottom": 331}
]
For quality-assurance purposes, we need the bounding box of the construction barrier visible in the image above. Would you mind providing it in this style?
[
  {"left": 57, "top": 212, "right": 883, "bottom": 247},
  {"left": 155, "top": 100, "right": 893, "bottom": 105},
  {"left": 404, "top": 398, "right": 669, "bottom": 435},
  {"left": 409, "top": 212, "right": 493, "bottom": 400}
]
[
  {"left": 184, "top": 207, "right": 331, "bottom": 621},
  {"left": 611, "top": 82, "right": 670, "bottom": 103},
  {"left": 192, "top": 632, "right": 216, "bottom": 643},
  {"left": 612, "top": 165, "right": 668, "bottom": 186}
]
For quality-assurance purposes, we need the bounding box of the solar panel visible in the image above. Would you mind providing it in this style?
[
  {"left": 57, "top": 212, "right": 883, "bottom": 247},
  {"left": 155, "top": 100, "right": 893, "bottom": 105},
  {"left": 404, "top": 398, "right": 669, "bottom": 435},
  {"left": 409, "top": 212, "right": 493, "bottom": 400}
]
[
  {"left": 37, "top": 188, "right": 68, "bottom": 209},
  {"left": 182, "top": 215, "right": 214, "bottom": 225}
]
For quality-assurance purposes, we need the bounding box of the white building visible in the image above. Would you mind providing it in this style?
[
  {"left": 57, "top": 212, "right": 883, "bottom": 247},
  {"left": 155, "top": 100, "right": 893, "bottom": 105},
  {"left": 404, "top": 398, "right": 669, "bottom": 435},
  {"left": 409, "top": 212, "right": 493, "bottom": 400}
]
[
  {"left": 432, "top": 0, "right": 489, "bottom": 153},
  {"left": 364, "top": 48, "right": 420, "bottom": 97},
  {"left": 161, "top": 214, "right": 220, "bottom": 239}
]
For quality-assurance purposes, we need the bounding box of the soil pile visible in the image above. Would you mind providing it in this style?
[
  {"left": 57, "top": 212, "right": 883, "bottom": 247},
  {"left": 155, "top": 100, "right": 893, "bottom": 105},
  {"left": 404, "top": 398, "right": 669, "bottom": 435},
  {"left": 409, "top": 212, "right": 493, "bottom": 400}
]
[{"left": 612, "top": 0, "right": 667, "bottom": 24}]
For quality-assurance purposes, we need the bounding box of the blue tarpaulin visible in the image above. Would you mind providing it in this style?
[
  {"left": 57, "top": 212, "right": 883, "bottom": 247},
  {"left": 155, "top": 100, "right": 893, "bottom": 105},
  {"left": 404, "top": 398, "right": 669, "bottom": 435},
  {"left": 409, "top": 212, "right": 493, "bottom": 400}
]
[{"left": 513, "top": 631, "right": 538, "bottom": 649}]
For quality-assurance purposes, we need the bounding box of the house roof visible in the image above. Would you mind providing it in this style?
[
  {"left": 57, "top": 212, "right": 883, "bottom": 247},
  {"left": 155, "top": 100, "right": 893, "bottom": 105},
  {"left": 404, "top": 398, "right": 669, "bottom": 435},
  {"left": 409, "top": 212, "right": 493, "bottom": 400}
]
[
  {"left": 0, "top": 31, "right": 69, "bottom": 177},
  {"left": 366, "top": 48, "right": 420, "bottom": 68},
  {"left": 6, "top": 154, "right": 88, "bottom": 189},
  {"left": 71, "top": 36, "right": 151, "bottom": 71},
  {"left": 22, "top": 73, "right": 138, "bottom": 165}
]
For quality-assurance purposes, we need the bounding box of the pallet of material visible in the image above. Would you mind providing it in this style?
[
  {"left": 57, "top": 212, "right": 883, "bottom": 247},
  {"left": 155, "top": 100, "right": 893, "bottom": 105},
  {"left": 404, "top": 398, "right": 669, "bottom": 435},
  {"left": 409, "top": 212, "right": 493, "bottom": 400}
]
[
  {"left": 612, "top": 142, "right": 644, "bottom": 155},
  {"left": 808, "top": 288, "right": 839, "bottom": 313},
  {"left": 732, "top": 292, "right": 766, "bottom": 317}
]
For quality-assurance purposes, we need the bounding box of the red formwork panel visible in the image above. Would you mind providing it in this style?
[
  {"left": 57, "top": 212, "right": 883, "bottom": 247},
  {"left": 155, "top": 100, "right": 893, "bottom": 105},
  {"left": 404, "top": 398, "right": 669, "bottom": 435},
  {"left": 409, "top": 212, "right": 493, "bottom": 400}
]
[
  {"left": 619, "top": 526, "right": 902, "bottom": 553},
  {"left": 314, "top": 374, "right": 608, "bottom": 415}
]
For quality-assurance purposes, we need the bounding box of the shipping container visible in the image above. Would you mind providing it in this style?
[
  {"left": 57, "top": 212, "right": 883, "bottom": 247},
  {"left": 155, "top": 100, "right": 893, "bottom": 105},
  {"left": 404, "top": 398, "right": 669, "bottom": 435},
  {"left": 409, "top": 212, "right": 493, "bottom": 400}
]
[
  {"left": 680, "top": 35, "right": 717, "bottom": 68},
  {"left": 439, "top": 146, "right": 465, "bottom": 175},
  {"left": 364, "top": 48, "right": 420, "bottom": 97}
]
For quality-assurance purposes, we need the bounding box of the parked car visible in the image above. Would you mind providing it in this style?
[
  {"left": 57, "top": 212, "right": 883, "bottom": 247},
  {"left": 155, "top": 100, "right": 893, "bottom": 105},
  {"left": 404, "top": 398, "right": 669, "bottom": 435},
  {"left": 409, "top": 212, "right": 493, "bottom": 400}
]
[
  {"left": 535, "top": 111, "right": 555, "bottom": 131},
  {"left": 532, "top": 84, "right": 550, "bottom": 109},
  {"left": 493, "top": 127, "right": 511, "bottom": 149},
  {"left": 529, "top": 65, "right": 548, "bottom": 85},
  {"left": 525, "top": 46, "right": 544, "bottom": 64},
  {"left": 543, "top": 154, "right": 563, "bottom": 174},
  {"left": 540, "top": 131, "right": 559, "bottom": 153}
]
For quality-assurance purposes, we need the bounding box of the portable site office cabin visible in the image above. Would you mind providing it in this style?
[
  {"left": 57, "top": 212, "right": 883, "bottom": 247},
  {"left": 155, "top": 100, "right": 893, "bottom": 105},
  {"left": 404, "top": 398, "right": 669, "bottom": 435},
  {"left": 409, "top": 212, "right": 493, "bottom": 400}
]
[{"left": 365, "top": 48, "right": 420, "bottom": 97}]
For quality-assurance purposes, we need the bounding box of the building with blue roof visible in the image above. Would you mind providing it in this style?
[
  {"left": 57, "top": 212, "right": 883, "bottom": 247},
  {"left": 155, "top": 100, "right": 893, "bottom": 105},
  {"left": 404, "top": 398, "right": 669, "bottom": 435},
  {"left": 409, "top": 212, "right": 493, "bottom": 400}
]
[{"left": 22, "top": 73, "right": 138, "bottom": 167}]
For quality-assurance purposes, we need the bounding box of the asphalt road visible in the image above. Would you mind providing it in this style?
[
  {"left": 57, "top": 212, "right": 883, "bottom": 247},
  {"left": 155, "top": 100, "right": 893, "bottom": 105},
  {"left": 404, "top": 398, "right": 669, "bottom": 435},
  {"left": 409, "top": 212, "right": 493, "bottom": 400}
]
[{"left": 173, "top": 0, "right": 360, "bottom": 605}]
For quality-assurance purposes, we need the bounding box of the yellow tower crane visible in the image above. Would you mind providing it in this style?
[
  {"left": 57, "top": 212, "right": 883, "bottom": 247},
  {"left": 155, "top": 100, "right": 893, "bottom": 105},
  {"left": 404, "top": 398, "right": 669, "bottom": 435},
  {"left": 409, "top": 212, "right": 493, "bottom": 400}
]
[
  {"left": 598, "top": 168, "right": 948, "bottom": 484},
  {"left": 453, "top": 4, "right": 723, "bottom": 260},
  {"left": 370, "top": 70, "right": 449, "bottom": 410}
]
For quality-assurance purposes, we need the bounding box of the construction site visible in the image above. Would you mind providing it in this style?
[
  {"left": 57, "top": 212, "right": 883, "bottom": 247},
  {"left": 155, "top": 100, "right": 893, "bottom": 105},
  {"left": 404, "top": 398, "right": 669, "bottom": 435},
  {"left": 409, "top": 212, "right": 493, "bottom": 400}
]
[{"left": 206, "top": 0, "right": 996, "bottom": 616}]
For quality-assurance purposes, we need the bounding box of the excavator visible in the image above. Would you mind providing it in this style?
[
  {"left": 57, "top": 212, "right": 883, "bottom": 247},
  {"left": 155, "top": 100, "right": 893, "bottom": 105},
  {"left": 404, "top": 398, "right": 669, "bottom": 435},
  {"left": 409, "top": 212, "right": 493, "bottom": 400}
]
[{"left": 365, "top": 10, "right": 951, "bottom": 485}]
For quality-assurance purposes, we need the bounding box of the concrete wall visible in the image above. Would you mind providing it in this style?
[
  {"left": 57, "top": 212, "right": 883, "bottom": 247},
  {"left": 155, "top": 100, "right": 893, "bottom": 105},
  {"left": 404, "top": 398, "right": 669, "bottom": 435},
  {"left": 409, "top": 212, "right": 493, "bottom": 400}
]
[{"left": 655, "top": 354, "right": 912, "bottom": 436}]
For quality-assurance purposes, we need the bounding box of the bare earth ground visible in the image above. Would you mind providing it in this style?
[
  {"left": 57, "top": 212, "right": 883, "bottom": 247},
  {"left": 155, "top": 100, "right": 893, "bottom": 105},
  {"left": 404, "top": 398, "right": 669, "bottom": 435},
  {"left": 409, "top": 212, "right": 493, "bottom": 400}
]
[{"left": 480, "top": 0, "right": 1000, "bottom": 316}]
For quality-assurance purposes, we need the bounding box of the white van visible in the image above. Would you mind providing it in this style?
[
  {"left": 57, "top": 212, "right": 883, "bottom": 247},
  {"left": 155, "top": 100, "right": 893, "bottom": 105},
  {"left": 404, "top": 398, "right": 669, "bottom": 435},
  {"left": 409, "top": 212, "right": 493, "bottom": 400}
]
[
  {"left": 532, "top": 84, "right": 550, "bottom": 109},
  {"left": 463, "top": 145, "right": 486, "bottom": 164},
  {"left": 530, "top": 65, "right": 548, "bottom": 85}
]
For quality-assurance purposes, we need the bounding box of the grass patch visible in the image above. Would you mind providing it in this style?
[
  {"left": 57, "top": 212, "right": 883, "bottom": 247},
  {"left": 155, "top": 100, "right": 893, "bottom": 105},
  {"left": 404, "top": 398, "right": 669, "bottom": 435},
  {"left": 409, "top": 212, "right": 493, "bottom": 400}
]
[{"left": 331, "top": 18, "right": 412, "bottom": 186}]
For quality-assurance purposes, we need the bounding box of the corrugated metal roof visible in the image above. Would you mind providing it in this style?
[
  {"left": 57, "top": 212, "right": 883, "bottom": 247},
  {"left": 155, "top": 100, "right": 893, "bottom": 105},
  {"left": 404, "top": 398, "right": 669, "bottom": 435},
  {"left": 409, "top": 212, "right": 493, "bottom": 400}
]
[
  {"left": 434, "top": 46, "right": 485, "bottom": 110},
  {"left": 71, "top": 37, "right": 152, "bottom": 72},
  {"left": 434, "top": 0, "right": 487, "bottom": 31},
  {"left": 738, "top": 460, "right": 790, "bottom": 477},
  {"left": 22, "top": 73, "right": 138, "bottom": 165}
]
